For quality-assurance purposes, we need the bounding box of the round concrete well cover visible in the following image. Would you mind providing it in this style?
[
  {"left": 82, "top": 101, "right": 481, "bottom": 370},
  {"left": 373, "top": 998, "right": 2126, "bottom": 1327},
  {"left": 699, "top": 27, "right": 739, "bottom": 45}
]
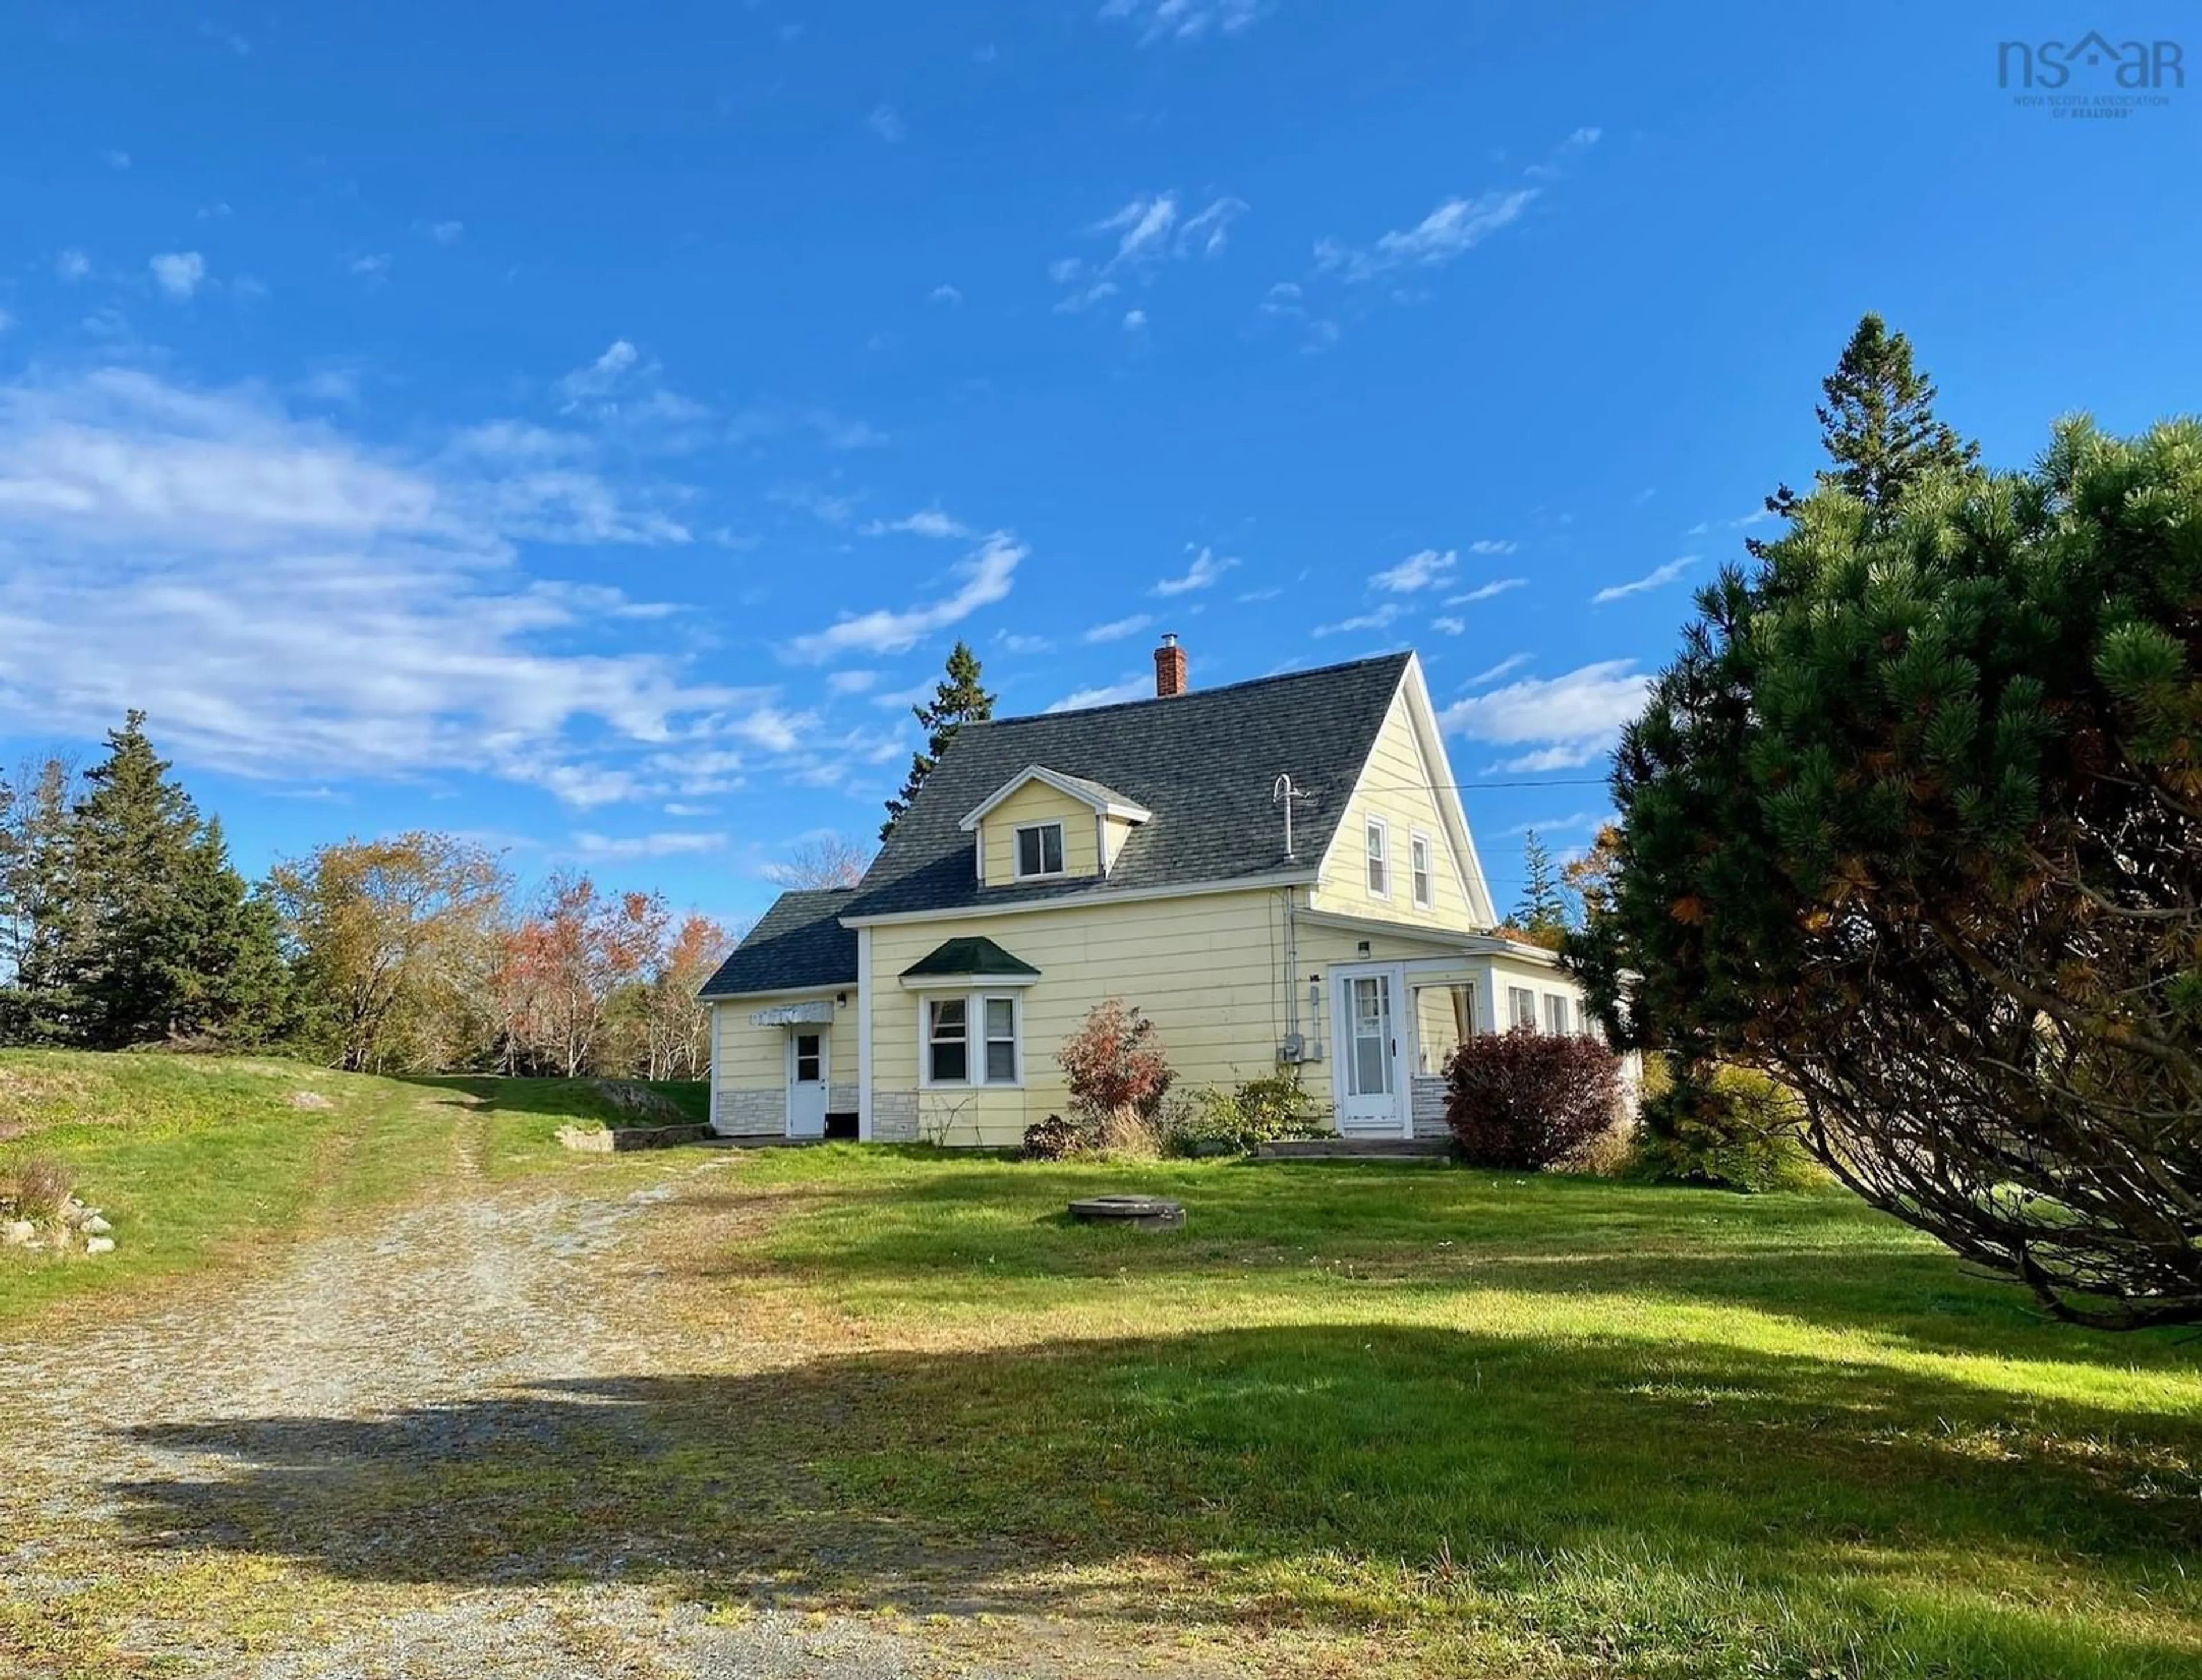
[{"left": 1067, "top": 1194, "right": 1184, "bottom": 1229}]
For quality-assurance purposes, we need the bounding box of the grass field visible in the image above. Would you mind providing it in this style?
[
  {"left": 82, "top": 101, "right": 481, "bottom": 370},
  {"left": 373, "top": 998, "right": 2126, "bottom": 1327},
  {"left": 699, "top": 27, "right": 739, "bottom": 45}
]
[{"left": 4, "top": 1054, "right": 2199, "bottom": 1678}]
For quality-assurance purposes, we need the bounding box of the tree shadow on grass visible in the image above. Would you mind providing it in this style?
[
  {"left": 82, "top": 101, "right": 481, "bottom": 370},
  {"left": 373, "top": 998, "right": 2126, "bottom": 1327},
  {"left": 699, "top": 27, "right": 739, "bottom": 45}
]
[{"left": 111, "top": 1325, "right": 2202, "bottom": 1677}]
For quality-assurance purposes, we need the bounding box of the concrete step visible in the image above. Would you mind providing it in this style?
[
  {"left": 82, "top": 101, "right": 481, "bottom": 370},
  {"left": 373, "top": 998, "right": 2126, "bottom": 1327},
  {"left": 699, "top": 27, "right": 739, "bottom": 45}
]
[{"left": 1255, "top": 1136, "right": 1453, "bottom": 1160}]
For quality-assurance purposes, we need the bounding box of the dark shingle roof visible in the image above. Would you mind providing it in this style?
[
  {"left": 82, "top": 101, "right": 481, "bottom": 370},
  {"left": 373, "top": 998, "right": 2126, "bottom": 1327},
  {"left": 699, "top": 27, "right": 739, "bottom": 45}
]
[
  {"left": 698, "top": 888, "right": 858, "bottom": 998},
  {"left": 900, "top": 936, "right": 1042, "bottom": 979},
  {"left": 844, "top": 654, "right": 1412, "bottom": 920}
]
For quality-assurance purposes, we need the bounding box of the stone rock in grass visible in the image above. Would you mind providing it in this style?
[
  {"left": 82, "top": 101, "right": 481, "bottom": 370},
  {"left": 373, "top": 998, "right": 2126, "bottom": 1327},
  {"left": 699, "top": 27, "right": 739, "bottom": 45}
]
[
  {"left": 3, "top": 1219, "right": 34, "bottom": 1246},
  {"left": 288, "top": 1091, "right": 336, "bottom": 1111},
  {"left": 84, "top": 1236, "right": 115, "bottom": 1255},
  {"left": 81, "top": 1214, "right": 112, "bottom": 1237}
]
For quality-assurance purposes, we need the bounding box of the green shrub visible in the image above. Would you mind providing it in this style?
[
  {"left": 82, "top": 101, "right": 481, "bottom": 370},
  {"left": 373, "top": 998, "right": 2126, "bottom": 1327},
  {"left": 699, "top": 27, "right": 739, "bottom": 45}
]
[
  {"left": 1164, "top": 1072, "right": 1326, "bottom": 1157},
  {"left": 1627, "top": 1060, "right": 1820, "bottom": 1193}
]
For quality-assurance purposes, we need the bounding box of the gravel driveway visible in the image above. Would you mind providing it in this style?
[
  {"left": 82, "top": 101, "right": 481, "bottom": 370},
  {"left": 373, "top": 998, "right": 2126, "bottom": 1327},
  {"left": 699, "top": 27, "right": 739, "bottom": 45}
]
[{"left": 0, "top": 1132, "right": 1244, "bottom": 1678}]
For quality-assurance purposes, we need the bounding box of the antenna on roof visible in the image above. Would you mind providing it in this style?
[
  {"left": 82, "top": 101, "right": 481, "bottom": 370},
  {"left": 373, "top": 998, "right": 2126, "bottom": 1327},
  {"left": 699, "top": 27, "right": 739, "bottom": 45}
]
[{"left": 1272, "top": 773, "right": 1312, "bottom": 860}]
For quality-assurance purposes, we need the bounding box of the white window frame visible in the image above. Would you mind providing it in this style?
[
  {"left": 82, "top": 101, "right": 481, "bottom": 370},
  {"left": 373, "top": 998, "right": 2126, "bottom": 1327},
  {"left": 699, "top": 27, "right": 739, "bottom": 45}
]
[
  {"left": 919, "top": 990, "right": 1024, "bottom": 1088},
  {"left": 1409, "top": 830, "right": 1434, "bottom": 911},
  {"left": 1544, "top": 993, "right": 1570, "bottom": 1036},
  {"left": 1365, "top": 816, "right": 1391, "bottom": 900},
  {"left": 1013, "top": 821, "right": 1066, "bottom": 880},
  {"left": 1509, "top": 986, "right": 1537, "bottom": 1030}
]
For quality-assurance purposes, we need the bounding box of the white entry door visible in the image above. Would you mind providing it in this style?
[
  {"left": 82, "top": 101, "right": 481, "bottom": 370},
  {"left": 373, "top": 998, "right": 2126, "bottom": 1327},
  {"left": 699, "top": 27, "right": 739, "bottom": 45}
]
[
  {"left": 787, "top": 1027, "right": 829, "bottom": 1138},
  {"left": 1335, "top": 968, "right": 1406, "bottom": 1136}
]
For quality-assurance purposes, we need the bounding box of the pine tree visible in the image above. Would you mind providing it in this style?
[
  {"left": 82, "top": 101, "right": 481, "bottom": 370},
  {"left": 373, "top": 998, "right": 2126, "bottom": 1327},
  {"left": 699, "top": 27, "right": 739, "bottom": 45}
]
[
  {"left": 0, "top": 758, "right": 84, "bottom": 1042},
  {"left": 1758, "top": 314, "right": 1979, "bottom": 542},
  {"left": 60, "top": 713, "right": 283, "bottom": 1048},
  {"left": 1509, "top": 831, "right": 1571, "bottom": 946},
  {"left": 881, "top": 640, "right": 996, "bottom": 840}
]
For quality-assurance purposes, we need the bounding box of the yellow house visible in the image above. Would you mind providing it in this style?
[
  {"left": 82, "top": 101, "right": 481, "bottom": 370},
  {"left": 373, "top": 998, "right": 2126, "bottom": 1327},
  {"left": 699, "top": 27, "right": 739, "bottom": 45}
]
[{"left": 700, "top": 641, "right": 1598, "bottom": 1148}]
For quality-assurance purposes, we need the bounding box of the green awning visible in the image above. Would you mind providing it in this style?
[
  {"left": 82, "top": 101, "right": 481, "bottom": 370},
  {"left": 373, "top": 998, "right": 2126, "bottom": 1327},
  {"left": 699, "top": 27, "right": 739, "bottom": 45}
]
[{"left": 899, "top": 936, "right": 1041, "bottom": 980}]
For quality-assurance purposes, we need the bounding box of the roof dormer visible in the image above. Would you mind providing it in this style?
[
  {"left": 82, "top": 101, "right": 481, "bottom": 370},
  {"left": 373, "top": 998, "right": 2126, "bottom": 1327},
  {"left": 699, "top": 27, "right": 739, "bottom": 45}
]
[{"left": 958, "top": 764, "right": 1151, "bottom": 887}]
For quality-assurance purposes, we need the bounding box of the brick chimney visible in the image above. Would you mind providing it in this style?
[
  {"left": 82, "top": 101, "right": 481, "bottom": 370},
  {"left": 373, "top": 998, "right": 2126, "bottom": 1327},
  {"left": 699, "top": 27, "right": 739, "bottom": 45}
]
[{"left": 1153, "top": 633, "right": 1188, "bottom": 698}]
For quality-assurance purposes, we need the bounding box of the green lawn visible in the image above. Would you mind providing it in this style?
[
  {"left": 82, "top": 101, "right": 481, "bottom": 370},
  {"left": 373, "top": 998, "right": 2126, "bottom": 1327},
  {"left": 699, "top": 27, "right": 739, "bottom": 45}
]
[
  {"left": 4, "top": 1057, "right": 2198, "bottom": 1677},
  {"left": 0, "top": 1052, "right": 635, "bottom": 1324},
  {"left": 666, "top": 1147, "right": 2202, "bottom": 1678}
]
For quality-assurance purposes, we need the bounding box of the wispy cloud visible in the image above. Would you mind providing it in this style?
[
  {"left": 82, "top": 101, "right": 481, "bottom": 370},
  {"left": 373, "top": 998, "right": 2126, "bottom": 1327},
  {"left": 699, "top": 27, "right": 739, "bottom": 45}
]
[
  {"left": 1592, "top": 556, "right": 1696, "bottom": 604},
  {"left": 346, "top": 252, "right": 393, "bottom": 283},
  {"left": 863, "top": 507, "right": 969, "bottom": 539},
  {"left": 867, "top": 103, "right": 906, "bottom": 143},
  {"left": 997, "top": 630, "right": 1056, "bottom": 654},
  {"left": 555, "top": 338, "right": 711, "bottom": 432},
  {"left": 1051, "top": 191, "right": 1247, "bottom": 311},
  {"left": 1314, "top": 603, "right": 1402, "bottom": 638},
  {"left": 1047, "top": 675, "right": 1151, "bottom": 712},
  {"left": 791, "top": 532, "right": 1025, "bottom": 660},
  {"left": 1153, "top": 545, "right": 1238, "bottom": 596},
  {"left": 1098, "top": 0, "right": 1264, "bottom": 44},
  {"left": 1371, "top": 548, "right": 1456, "bottom": 593},
  {"left": 1440, "top": 659, "right": 1649, "bottom": 773},
  {"left": 928, "top": 283, "right": 963, "bottom": 306},
  {"left": 1084, "top": 612, "right": 1155, "bottom": 643},
  {"left": 1466, "top": 538, "right": 1518, "bottom": 556},
  {"left": 418, "top": 220, "right": 465, "bottom": 244},
  {"left": 56, "top": 249, "right": 91, "bottom": 283},
  {"left": 0, "top": 366, "right": 790, "bottom": 804},
  {"left": 572, "top": 830, "right": 727, "bottom": 860},
  {"left": 1431, "top": 616, "right": 1465, "bottom": 635},
  {"left": 826, "top": 670, "right": 880, "bottom": 695},
  {"left": 1123, "top": 308, "right": 1148, "bottom": 331},
  {"left": 1465, "top": 653, "right": 1531, "bottom": 688},
  {"left": 1445, "top": 578, "right": 1526, "bottom": 605},
  {"left": 150, "top": 252, "right": 206, "bottom": 299},
  {"left": 1311, "top": 129, "right": 1599, "bottom": 289}
]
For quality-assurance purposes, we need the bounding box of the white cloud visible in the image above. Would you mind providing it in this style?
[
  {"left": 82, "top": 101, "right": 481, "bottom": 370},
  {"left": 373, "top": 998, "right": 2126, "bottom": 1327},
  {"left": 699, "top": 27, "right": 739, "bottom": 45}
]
[
  {"left": 572, "top": 830, "right": 728, "bottom": 860},
  {"left": 1592, "top": 556, "right": 1696, "bottom": 604},
  {"left": 1123, "top": 308, "right": 1147, "bottom": 331},
  {"left": 0, "top": 366, "right": 782, "bottom": 804},
  {"left": 929, "top": 283, "right": 963, "bottom": 306},
  {"left": 1084, "top": 612, "right": 1154, "bottom": 643},
  {"left": 1098, "top": 0, "right": 1263, "bottom": 44},
  {"left": 346, "top": 252, "right": 392, "bottom": 282},
  {"left": 554, "top": 339, "right": 711, "bottom": 434},
  {"left": 827, "top": 669, "right": 880, "bottom": 695},
  {"left": 56, "top": 249, "right": 91, "bottom": 283},
  {"left": 1465, "top": 653, "right": 1531, "bottom": 687},
  {"left": 198, "top": 201, "right": 233, "bottom": 221},
  {"left": 1316, "top": 190, "right": 1536, "bottom": 284},
  {"left": 150, "top": 252, "right": 207, "bottom": 299},
  {"left": 1314, "top": 603, "right": 1401, "bottom": 637},
  {"left": 1052, "top": 191, "right": 1247, "bottom": 311},
  {"left": 1431, "top": 616, "right": 1465, "bottom": 635},
  {"left": 559, "top": 339, "right": 640, "bottom": 408},
  {"left": 791, "top": 531, "right": 1025, "bottom": 660},
  {"left": 1505, "top": 810, "right": 1603, "bottom": 836},
  {"left": 1153, "top": 545, "right": 1237, "bottom": 596},
  {"left": 1440, "top": 659, "right": 1650, "bottom": 773},
  {"left": 868, "top": 104, "right": 906, "bottom": 142},
  {"left": 1371, "top": 548, "right": 1456, "bottom": 593},
  {"left": 997, "top": 630, "right": 1055, "bottom": 653},
  {"left": 421, "top": 220, "right": 465, "bottom": 244},
  {"left": 662, "top": 802, "right": 716, "bottom": 817},
  {"left": 1445, "top": 578, "right": 1526, "bottom": 605},
  {"left": 1047, "top": 675, "right": 1151, "bottom": 712},
  {"left": 863, "top": 507, "right": 969, "bottom": 539},
  {"left": 1466, "top": 538, "right": 1518, "bottom": 556}
]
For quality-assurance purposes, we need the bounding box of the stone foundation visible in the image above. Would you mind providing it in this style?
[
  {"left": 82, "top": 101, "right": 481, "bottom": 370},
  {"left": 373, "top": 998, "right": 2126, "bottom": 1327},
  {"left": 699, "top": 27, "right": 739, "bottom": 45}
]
[
  {"left": 872, "top": 1090, "right": 919, "bottom": 1143},
  {"left": 713, "top": 1086, "right": 784, "bottom": 1136}
]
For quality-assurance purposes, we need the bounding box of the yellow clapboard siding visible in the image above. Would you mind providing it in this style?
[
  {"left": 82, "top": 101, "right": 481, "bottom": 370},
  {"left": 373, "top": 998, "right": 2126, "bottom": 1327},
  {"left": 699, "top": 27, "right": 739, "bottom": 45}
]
[
  {"left": 978, "top": 779, "right": 1103, "bottom": 888},
  {"left": 1313, "top": 684, "right": 1483, "bottom": 931}
]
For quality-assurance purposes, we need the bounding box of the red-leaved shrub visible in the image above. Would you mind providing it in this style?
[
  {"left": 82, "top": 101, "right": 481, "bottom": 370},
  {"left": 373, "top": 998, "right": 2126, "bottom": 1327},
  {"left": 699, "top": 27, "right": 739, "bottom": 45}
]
[
  {"left": 1056, "top": 998, "right": 1173, "bottom": 1148},
  {"left": 1445, "top": 1029, "right": 1622, "bottom": 1170}
]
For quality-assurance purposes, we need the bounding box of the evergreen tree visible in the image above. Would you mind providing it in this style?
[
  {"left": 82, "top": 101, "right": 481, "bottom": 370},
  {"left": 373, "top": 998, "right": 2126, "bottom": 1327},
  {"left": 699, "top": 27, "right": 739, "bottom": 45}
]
[
  {"left": 881, "top": 640, "right": 995, "bottom": 839},
  {"left": 0, "top": 758, "right": 84, "bottom": 1042},
  {"left": 1508, "top": 831, "right": 1571, "bottom": 946},
  {"left": 1758, "top": 314, "right": 1980, "bottom": 542},
  {"left": 58, "top": 713, "right": 284, "bottom": 1048}
]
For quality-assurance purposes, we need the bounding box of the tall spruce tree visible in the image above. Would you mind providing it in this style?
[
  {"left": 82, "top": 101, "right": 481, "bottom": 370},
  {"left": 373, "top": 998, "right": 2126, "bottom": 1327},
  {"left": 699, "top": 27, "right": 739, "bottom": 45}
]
[
  {"left": 881, "top": 640, "right": 995, "bottom": 840},
  {"left": 1758, "top": 314, "right": 1979, "bottom": 542},
  {"left": 60, "top": 713, "right": 286, "bottom": 1048},
  {"left": 1509, "top": 831, "right": 1571, "bottom": 946},
  {"left": 0, "top": 757, "right": 84, "bottom": 1043}
]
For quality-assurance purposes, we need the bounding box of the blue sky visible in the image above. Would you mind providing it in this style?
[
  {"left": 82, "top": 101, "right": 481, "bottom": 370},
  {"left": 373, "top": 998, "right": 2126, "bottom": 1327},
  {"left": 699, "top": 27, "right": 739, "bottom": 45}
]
[{"left": 1, "top": 2, "right": 2197, "bottom": 927}]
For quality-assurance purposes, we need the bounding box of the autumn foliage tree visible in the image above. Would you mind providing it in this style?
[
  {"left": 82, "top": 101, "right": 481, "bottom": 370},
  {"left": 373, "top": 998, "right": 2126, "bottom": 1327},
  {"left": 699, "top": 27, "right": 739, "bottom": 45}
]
[{"left": 498, "top": 872, "right": 669, "bottom": 1078}]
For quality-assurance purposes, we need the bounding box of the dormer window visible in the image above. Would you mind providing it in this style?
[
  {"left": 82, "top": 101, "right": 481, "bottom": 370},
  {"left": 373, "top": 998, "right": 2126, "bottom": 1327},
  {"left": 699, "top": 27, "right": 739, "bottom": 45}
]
[{"left": 1015, "top": 821, "right": 1065, "bottom": 878}]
